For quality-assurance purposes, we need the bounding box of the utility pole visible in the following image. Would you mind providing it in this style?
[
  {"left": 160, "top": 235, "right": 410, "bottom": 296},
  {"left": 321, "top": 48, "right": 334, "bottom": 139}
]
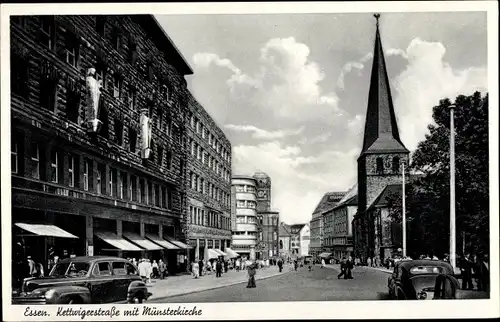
[
  {"left": 449, "top": 104, "right": 457, "bottom": 271},
  {"left": 402, "top": 161, "right": 406, "bottom": 258}
]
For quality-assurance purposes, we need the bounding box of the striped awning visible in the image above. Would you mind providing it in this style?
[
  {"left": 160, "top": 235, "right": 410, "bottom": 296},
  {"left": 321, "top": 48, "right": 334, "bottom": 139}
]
[
  {"left": 319, "top": 252, "right": 332, "bottom": 258},
  {"left": 145, "top": 234, "right": 180, "bottom": 250},
  {"left": 207, "top": 249, "right": 220, "bottom": 259},
  {"left": 214, "top": 249, "right": 227, "bottom": 256},
  {"left": 224, "top": 248, "right": 239, "bottom": 258},
  {"left": 94, "top": 231, "right": 142, "bottom": 251},
  {"left": 122, "top": 232, "right": 163, "bottom": 250},
  {"left": 166, "top": 238, "right": 192, "bottom": 249},
  {"left": 15, "top": 223, "right": 78, "bottom": 239}
]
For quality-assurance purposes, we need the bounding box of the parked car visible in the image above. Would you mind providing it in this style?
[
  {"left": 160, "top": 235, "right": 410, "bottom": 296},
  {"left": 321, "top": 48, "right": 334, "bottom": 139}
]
[
  {"left": 388, "top": 259, "right": 454, "bottom": 300},
  {"left": 433, "top": 273, "right": 489, "bottom": 300},
  {"left": 12, "top": 256, "right": 150, "bottom": 305}
]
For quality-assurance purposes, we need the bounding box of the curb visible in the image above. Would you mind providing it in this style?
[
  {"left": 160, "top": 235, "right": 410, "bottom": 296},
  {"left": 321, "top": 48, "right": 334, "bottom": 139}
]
[{"left": 148, "top": 270, "right": 292, "bottom": 301}]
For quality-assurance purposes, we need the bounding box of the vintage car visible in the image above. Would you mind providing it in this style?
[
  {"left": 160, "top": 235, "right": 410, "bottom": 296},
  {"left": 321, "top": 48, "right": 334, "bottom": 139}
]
[
  {"left": 12, "top": 256, "right": 150, "bottom": 305},
  {"left": 388, "top": 259, "right": 454, "bottom": 300},
  {"left": 433, "top": 273, "right": 490, "bottom": 300}
]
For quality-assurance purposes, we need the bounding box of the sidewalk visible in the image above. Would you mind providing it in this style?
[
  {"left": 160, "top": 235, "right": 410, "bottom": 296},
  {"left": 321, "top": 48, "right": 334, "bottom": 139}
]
[{"left": 146, "top": 267, "right": 290, "bottom": 300}]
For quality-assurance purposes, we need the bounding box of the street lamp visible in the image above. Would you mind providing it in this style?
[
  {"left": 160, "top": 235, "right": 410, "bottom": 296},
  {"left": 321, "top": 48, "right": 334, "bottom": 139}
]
[
  {"left": 449, "top": 103, "right": 457, "bottom": 271},
  {"left": 401, "top": 160, "right": 407, "bottom": 258}
]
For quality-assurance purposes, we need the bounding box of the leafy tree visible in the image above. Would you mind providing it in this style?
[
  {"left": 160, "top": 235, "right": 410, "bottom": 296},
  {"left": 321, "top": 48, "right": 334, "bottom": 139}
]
[{"left": 388, "top": 91, "right": 489, "bottom": 258}]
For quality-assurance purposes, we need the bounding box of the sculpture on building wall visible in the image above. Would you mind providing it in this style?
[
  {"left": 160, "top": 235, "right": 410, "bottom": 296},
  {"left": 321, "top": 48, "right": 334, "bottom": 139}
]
[
  {"left": 140, "top": 112, "right": 152, "bottom": 159},
  {"left": 85, "top": 68, "right": 103, "bottom": 133}
]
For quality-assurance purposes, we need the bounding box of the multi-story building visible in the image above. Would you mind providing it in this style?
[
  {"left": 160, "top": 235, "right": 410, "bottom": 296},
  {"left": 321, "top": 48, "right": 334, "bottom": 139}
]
[
  {"left": 278, "top": 222, "right": 292, "bottom": 260},
  {"left": 258, "top": 210, "right": 280, "bottom": 259},
  {"left": 10, "top": 15, "right": 193, "bottom": 277},
  {"left": 289, "top": 224, "right": 310, "bottom": 258},
  {"left": 329, "top": 185, "right": 358, "bottom": 260},
  {"left": 186, "top": 92, "right": 232, "bottom": 262},
  {"left": 353, "top": 18, "right": 410, "bottom": 261},
  {"left": 231, "top": 175, "right": 259, "bottom": 259},
  {"left": 309, "top": 192, "right": 345, "bottom": 258}
]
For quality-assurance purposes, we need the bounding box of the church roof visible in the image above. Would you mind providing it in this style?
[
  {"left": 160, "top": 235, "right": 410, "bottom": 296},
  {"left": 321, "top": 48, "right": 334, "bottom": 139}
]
[
  {"left": 360, "top": 16, "right": 409, "bottom": 157},
  {"left": 312, "top": 191, "right": 346, "bottom": 214},
  {"left": 325, "top": 184, "right": 358, "bottom": 214},
  {"left": 279, "top": 224, "right": 291, "bottom": 237}
]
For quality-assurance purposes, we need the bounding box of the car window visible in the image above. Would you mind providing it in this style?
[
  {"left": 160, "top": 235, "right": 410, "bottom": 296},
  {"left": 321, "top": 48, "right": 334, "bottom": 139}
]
[
  {"left": 410, "top": 266, "right": 446, "bottom": 275},
  {"left": 125, "top": 263, "right": 138, "bottom": 275},
  {"left": 50, "top": 262, "right": 90, "bottom": 277},
  {"left": 94, "top": 262, "right": 112, "bottom": 276},
  {"left": 112, "top": 261, "right": 127, "bottom": 275}
]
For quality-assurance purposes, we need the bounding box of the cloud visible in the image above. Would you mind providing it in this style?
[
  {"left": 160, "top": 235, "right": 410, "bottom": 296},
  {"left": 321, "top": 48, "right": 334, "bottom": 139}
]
[
  {"left": 393, "top": 37, "right": 487, "bottom": 151},
  {"left": 225, "top": 124, "right": 304, "bottom": 140},
  {"left": 336, "top": 52, "right": 373, "bottom": 90}
]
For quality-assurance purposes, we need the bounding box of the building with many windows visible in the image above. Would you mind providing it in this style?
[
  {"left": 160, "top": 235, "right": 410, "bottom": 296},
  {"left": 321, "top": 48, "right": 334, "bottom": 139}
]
[
  {"left": 231, "top": 176, "right": 259, "bottom": 259},
  {"left": 257, "top": 210, "right": 280, "bottom": 259},
  {"left": 10, "top": 15, "right": 193, "bottom": 280},
  {"left": 289, "top": 224, "right": 310, "bottom": 258},
  {"left": 186, "top": 92, "right": 232, "bottom": 262}
]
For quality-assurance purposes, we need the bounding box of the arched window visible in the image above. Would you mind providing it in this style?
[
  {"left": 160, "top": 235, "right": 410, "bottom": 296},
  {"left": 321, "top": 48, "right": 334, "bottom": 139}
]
[
  {"left": 392, "top": 156, "right": 400, "bottom": 174},
  {"left": 376, "top": 157, "right": 384, "bottom": 174}
]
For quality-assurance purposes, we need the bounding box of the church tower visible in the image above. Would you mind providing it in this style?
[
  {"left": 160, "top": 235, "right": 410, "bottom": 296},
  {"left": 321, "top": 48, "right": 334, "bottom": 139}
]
[{"left": 354, "top": 14, "right": 410, "bottom": 259}]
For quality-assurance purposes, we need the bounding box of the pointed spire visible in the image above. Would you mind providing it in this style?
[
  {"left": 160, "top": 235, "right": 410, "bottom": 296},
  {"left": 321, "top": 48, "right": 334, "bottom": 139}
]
[{"left": 360, "top": 14, "right": 408, "bottom": 156}]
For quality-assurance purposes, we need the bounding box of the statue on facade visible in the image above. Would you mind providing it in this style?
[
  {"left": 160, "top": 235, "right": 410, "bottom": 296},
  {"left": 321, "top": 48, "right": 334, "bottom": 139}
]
[
  {"left": 85, "top": 67, "right": 103, "bottom": 133},
  {"left": 140, "top": 112, "right": 152, "bottom": 159}
]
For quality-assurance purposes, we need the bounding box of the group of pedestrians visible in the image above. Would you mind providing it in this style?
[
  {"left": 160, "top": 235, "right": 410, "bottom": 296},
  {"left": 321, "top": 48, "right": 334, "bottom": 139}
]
[
  {"left": 136, "top": 258, "right": 168, "bottom": 283},
  {"left": 458, "top": 253, "right": 489, "bottom": 292},
  {"left": 191, "top": 258, "right": 229, "bottom": 279}
]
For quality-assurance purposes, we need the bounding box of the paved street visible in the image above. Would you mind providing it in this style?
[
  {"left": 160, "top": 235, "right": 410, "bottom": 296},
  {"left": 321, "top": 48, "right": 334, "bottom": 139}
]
[{"left": 148, "top": 265, "right": 391, "bottom": 303}]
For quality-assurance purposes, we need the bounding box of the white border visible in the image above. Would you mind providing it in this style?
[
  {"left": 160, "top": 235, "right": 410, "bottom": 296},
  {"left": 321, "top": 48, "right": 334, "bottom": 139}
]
[{"left": 1, "top": 1, "right": 498, "bottom": 321}]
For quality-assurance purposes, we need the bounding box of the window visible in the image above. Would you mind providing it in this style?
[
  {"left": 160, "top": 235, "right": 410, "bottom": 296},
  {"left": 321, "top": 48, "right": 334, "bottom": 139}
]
[
  {"left": 39, "top": 16, "right": 55, "bottom": 50},
  {"left": 40, "top": 67, "right": 58, "bottom": 112},
  {"left": 66, "top": 83, "right": 82, "bottom": 124},
  {"left": 95, "top": 16, "right": 106, "bottom": 35},
  {"left": 154, "top": 185, "right": 160, "bottom": 206},
  {"left": 190, "top": 140, "right": 195, "bottom": 156},
  {"left": 64, "top": 31, "right": 79, "bottom": 67},
  {"left": 95, "top": 262, "right": 112, "bottom": 276},
  {"left": 202, "top": 126, "right": 206, "bottom": 139},
  {"left": 11, "top": 47, "right": 30, "bottom": 98},
  {"left": 128, "top": 86, "right": 136, "bottom": 111},
  {"left": 196, "top": 145, "right": 201, "bottom": 160},
  {"left": 392, "top": 156, "right": 400, "bottom": 174},
  {"left": 118, "top": 172, "right": 125, "bottom": 199},
  {"left": 139, "top": 179, "right": 146, "bottom": 203},
  {"left": 197, "top": 177, "right": 202, "bottom": 193},
  {"left": 127, "top": 35, "right": 138, "bottom": 65},
  {"left": 50, "top": 150, "right": 58, "bottom": 183},
  {"left": 201, "top": 151, "right": 206, "bottom": 164},
  {"left": 128, "top": 128, "right": 137, "bottom": 153},
  {"left": 111, "top": 261, "right": 126, "bottom": 275},
  {"left": 157, "top": 109, "right": 163, "bottom": 130},
  {"left": 112, "top": 26, "right": 122, "bottom": 51},
  {"left": 201, "top": 179, "right": 205, "bottom": 194},
  {"left": 376, "top": 157, "right": 384, "bottom": 174},
  {"left": 96, "top": 168, "right": 102, "bottom": 194},
  {"left": 96, "top": 65, "right": 106, "bottom": 89},
  {"left": 147, "top": 181, "right": 153, "bottom": 205},
  {"left": 11, "top": 140, "right": 18, "bottom": 174},
  {"left": 130, "top": 175, "right": 137, "bottom": 202},
  {"left": 237, "top": 200, "right": 245, "bottom": 208},
  {"left": 247, "top": 216, "right": 257, "bottom": 224},
  {"left": 157, "top": 146, "right": 164, "bottom": 166},
  {"left": 112, "top": 75, "right": 121, "bottom": 99},
  {"left": 83, "top": 160, "right": 89, "bottom": 191},
  {"left": 166, "top": 150, "right": 172, "bottom": 170},
  {"left": 109, "top": 168, "right": 115, "bottom": 197},
  {"left": 114, "top": 118, "right": 123, "bottom": 146},
  {"left": 190, "top": 115, "right": 195, "bottom": 128},
  {"left": 68, "top": 155, "right": 75, "bottom": 187}
]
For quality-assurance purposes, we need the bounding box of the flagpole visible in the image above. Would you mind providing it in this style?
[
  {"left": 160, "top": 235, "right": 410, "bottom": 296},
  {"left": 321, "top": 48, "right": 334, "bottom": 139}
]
[
  {"left": 450, "top": 104, "right": 457, "bottom": 271},
  {"left": 402, "top": 161, "right": 406, "bottom": 258}
]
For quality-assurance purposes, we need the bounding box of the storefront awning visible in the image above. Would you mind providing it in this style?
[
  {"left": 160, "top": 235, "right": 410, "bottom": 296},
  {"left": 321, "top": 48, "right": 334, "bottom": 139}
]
[
  {"left": 207, "top": 249, "right": 220, "bottom": 259},
  {"left": 319, "top": 252, "right": 332, "bottom": 258},
  {"left": 214, "top": 249, "right": 227, "bottom": 256},
  {"left": 224, "top": 248, "right": 239, "bottom": 258},
  {"left": 123, "top": 232, "right": 163, "bottom": 251},
  {"left": 15, "top": 223, "right": 78, "bottom": 239},
  {"left": 145, "top": 234, "right": 180, "bottom": 250},
  {"left": 165, "top": 238, "right": 192, "bottom": 249},
  {"left": 94, "top": 231, "right": 142, "bottom": 251}
]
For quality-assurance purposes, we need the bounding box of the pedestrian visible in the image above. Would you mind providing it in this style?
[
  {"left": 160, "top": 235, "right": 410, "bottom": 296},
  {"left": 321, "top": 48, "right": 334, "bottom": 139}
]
[
  {"left": 235, "top": 258, "right": 240, "bottom": 272},
  {"left": 278, "top": 258, "right": 283, "bottom": 272},
  {"left": 338, "top": 258, "right": 347, "bottom": 279},
  {"left": 367, "top": 257, "right": 372, "bottom": 268},
  {"left": 27, "top": 256, "right": 37, "bottom": 277},
  {"left": 212, "top": 260, "right": 217, "bottom": 273},
  {"left": 246, "top": 262, "right": 256, "bottom": 288},
  {"left": 197, "top": 259, "right": 203, "bottom": 277},
  {"left": 152, "top": 260, "right": 159, "bottom": 279},
  {"left": 224, "top": 260, "right": 229, "bottom": 273},
  {"left": 146, "top": 259, "right": 152, "bottom": 284},
  {"left": 192, "top": 261, "right": 200, "bottom": 279},
  {"left": 294, "top": 260, "right": 298, "bottom": 271},
  {"left": 460, "top": 253, "right": 474, "bottom": 290},
  {"left": 138, "top": 259, "right": 148, "bottom": 283},
  {"left": 216, "top": 259, "right": 223, "bottom": 278},
  {"left": 321, "top": 258, "right": 325, "bottom": 268},
  {"left": 346, "top": 257, "right": 354, "bottom": 279},
  {"left": 158, "top": 259, "right": 166, "bottom": 279}
]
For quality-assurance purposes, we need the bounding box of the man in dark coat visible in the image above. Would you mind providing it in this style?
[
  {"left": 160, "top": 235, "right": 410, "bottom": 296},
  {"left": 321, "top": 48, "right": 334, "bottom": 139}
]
[
  {"left": 338, "top": 258, "right": 347, "bottom": 279},
  {"left": 216, "top": 259, "right": 223, "bottom": 278},
  {"left": 460, "top": 253, "right": 474, "bottom": 290},
  {"left": 278, "top": 259, "right": 283, "bottom": 272},
  {"left": 224, "top": 260, "right": 229, "bottom": 273},
  {"left": 346, "top": 257, "right": 354, "bottom": 279},
  {"left": 246, "top": 262, "right": 257, "bottom": 288},
  {"left": 198, "top": 259, "right": 203, "bottom": 277}
]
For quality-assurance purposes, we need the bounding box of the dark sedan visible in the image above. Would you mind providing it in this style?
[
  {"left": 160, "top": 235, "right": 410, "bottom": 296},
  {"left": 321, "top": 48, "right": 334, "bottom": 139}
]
[
  {"left": 12, "top": 256, "right": 150, "bottom": 305},
  {"left": 388, "top": 259, "right": 454, "bottom": 300}
]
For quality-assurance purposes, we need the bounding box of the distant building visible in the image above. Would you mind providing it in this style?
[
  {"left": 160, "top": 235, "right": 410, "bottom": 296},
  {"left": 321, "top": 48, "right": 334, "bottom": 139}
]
[
  {"left": 231, "top": 175, "right": 258, "bottom": 260},
  {"left": 309, "top": 192, "right": 345, "bottom": 258},
  {"left": 288, "top": 224, "right": 310, "bottom": 258},
  {"left": 278, "top": 223, "right": 292, "bottom": 260},
  {"left": 258, "top": 210, "right": 280, "bottom": 259}
]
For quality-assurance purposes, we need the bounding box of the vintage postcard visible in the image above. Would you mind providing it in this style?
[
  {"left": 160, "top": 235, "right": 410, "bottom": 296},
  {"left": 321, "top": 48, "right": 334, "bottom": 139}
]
[{"left": 1, "top": 1, "right": 498, "bottom": 321}]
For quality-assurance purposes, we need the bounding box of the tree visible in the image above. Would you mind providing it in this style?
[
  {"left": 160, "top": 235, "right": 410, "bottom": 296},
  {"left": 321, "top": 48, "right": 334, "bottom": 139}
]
[{"left": 388, "top": 91, "right": 489, "bottom": 257}]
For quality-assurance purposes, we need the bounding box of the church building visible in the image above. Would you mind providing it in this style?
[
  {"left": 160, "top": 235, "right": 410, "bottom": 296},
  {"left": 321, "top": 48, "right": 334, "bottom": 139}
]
[{"left": 352, "top": 15, "right": 410, "bottom": 262}]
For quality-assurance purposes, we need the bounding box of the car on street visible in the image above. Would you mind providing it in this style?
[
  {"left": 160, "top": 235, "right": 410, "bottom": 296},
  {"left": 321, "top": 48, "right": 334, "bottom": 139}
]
[
  {"left": 12, "top": 256, "right": 150, "bottom": 305},
  {"left": 387, "top": 259, "right": 454, "bottom": 300},
  {"left": 433, "top": 272, "right": 489, "bottom": 300}
]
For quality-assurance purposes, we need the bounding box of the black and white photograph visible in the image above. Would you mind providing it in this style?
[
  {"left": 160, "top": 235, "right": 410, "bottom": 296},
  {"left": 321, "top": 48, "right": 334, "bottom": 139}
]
[{"left": 1, "top": 1, "right": 498, "bottom": 320}]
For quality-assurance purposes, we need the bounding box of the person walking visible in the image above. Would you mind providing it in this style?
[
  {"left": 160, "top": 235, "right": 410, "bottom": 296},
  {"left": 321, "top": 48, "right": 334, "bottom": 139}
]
[
  {"left": 198, "top": 259, "right": 203, "bottom": 277},
  {"left": 192, "top": 261, "right": 200, "bottom": 279},
  {"left": 224, "top": 260, "right": 229, "bottom": 273},
  {"left": 460, "top": 253, "right": 474, "bottom": 290},
  {"left": 158, "top": 259, "right": 166, "bottom": 279},
  {"left": 367, "top": 257, "right": 372, "bottom": 268},
  {"left": 27, "top": 256, "right": 37, "bottom": 277},
  {"left": 294, "top": 260, "right": 298, "bottom": 271},
  {"left": 346, "top": 257, "right": 354, "bottom": 279},
  {"left": 321, "top": 258, "right": 325, "bottom": 268},
  {"left": 338, "top": 258, "right": 347, "bottom": 279},
  {"left": 152, "top": 260, "right": 159, "bottom": 279},
  {"left": 138, "top": 259, "right": 149, "bottom": 283},
  {"left": 278, "top": 258, "right": 283, "bottom": 272},
  {"left": 216, "top": 259, "right": 223, "bottom": 278},
  {"left": 246, "top": 262, "right": 256, "bottom": 288}
]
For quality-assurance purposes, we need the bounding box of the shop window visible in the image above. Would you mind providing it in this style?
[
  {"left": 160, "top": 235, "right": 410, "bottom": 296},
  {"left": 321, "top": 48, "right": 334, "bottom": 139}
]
[
  {"left": 39, "top": 16, "right": 55, "bottom": 50},
  {"left": 68, "top": 154, "right": 75, "bottom": 187},
  {"left": 129, "top": 128, "right": 137, "bottom": 153},
  {"left": 95, "top": 16, "right": 106, "bottom": 36},
  {"left": 114, "top": 118, "right": 123, "bottom": 146}
]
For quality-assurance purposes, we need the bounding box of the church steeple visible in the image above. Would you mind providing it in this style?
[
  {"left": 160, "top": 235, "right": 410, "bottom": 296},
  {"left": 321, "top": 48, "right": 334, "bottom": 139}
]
[{"left": 360, "top": 14, "right": 408, "bottom": 156}]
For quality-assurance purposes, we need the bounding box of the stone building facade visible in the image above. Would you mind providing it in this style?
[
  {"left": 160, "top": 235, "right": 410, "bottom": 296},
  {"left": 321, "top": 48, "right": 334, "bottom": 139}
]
[
  {"left": 186, "top": 92, "right": 232, "bottom": 261},
  {"left": 258, "top": 210, "right": 280, "bottom": 259},
  {"left": 10, "top": 15, "right": 193, "bottom": 277},
  {"left": 352, "top": 18, "right": 409, "bottom": 261}
]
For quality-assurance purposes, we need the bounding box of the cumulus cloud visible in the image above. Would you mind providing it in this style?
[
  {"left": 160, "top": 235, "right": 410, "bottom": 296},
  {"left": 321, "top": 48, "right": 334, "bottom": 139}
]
[
  {"left": 393, "top": 37, "right": 487, "bottom": 151},
  {"left": 336, "top": 52, "right": 373, "bottom": 90},
  {"left": 225, "top": 124, "right": 304, "bottom": 140}
]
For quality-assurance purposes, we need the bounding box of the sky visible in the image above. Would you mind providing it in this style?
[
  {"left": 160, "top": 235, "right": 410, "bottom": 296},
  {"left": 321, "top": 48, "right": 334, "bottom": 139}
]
[{"left": 156, "top": 12, "right": 488, "bottom": 225}]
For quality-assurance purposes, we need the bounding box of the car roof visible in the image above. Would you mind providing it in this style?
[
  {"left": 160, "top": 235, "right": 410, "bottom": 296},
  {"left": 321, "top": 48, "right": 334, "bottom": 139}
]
[
  {"left": 397, "top": 259, "right": 453, "bottom": 270},
  {"left": 57, "top": 256, "right": 128, "bottom": 264}
]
